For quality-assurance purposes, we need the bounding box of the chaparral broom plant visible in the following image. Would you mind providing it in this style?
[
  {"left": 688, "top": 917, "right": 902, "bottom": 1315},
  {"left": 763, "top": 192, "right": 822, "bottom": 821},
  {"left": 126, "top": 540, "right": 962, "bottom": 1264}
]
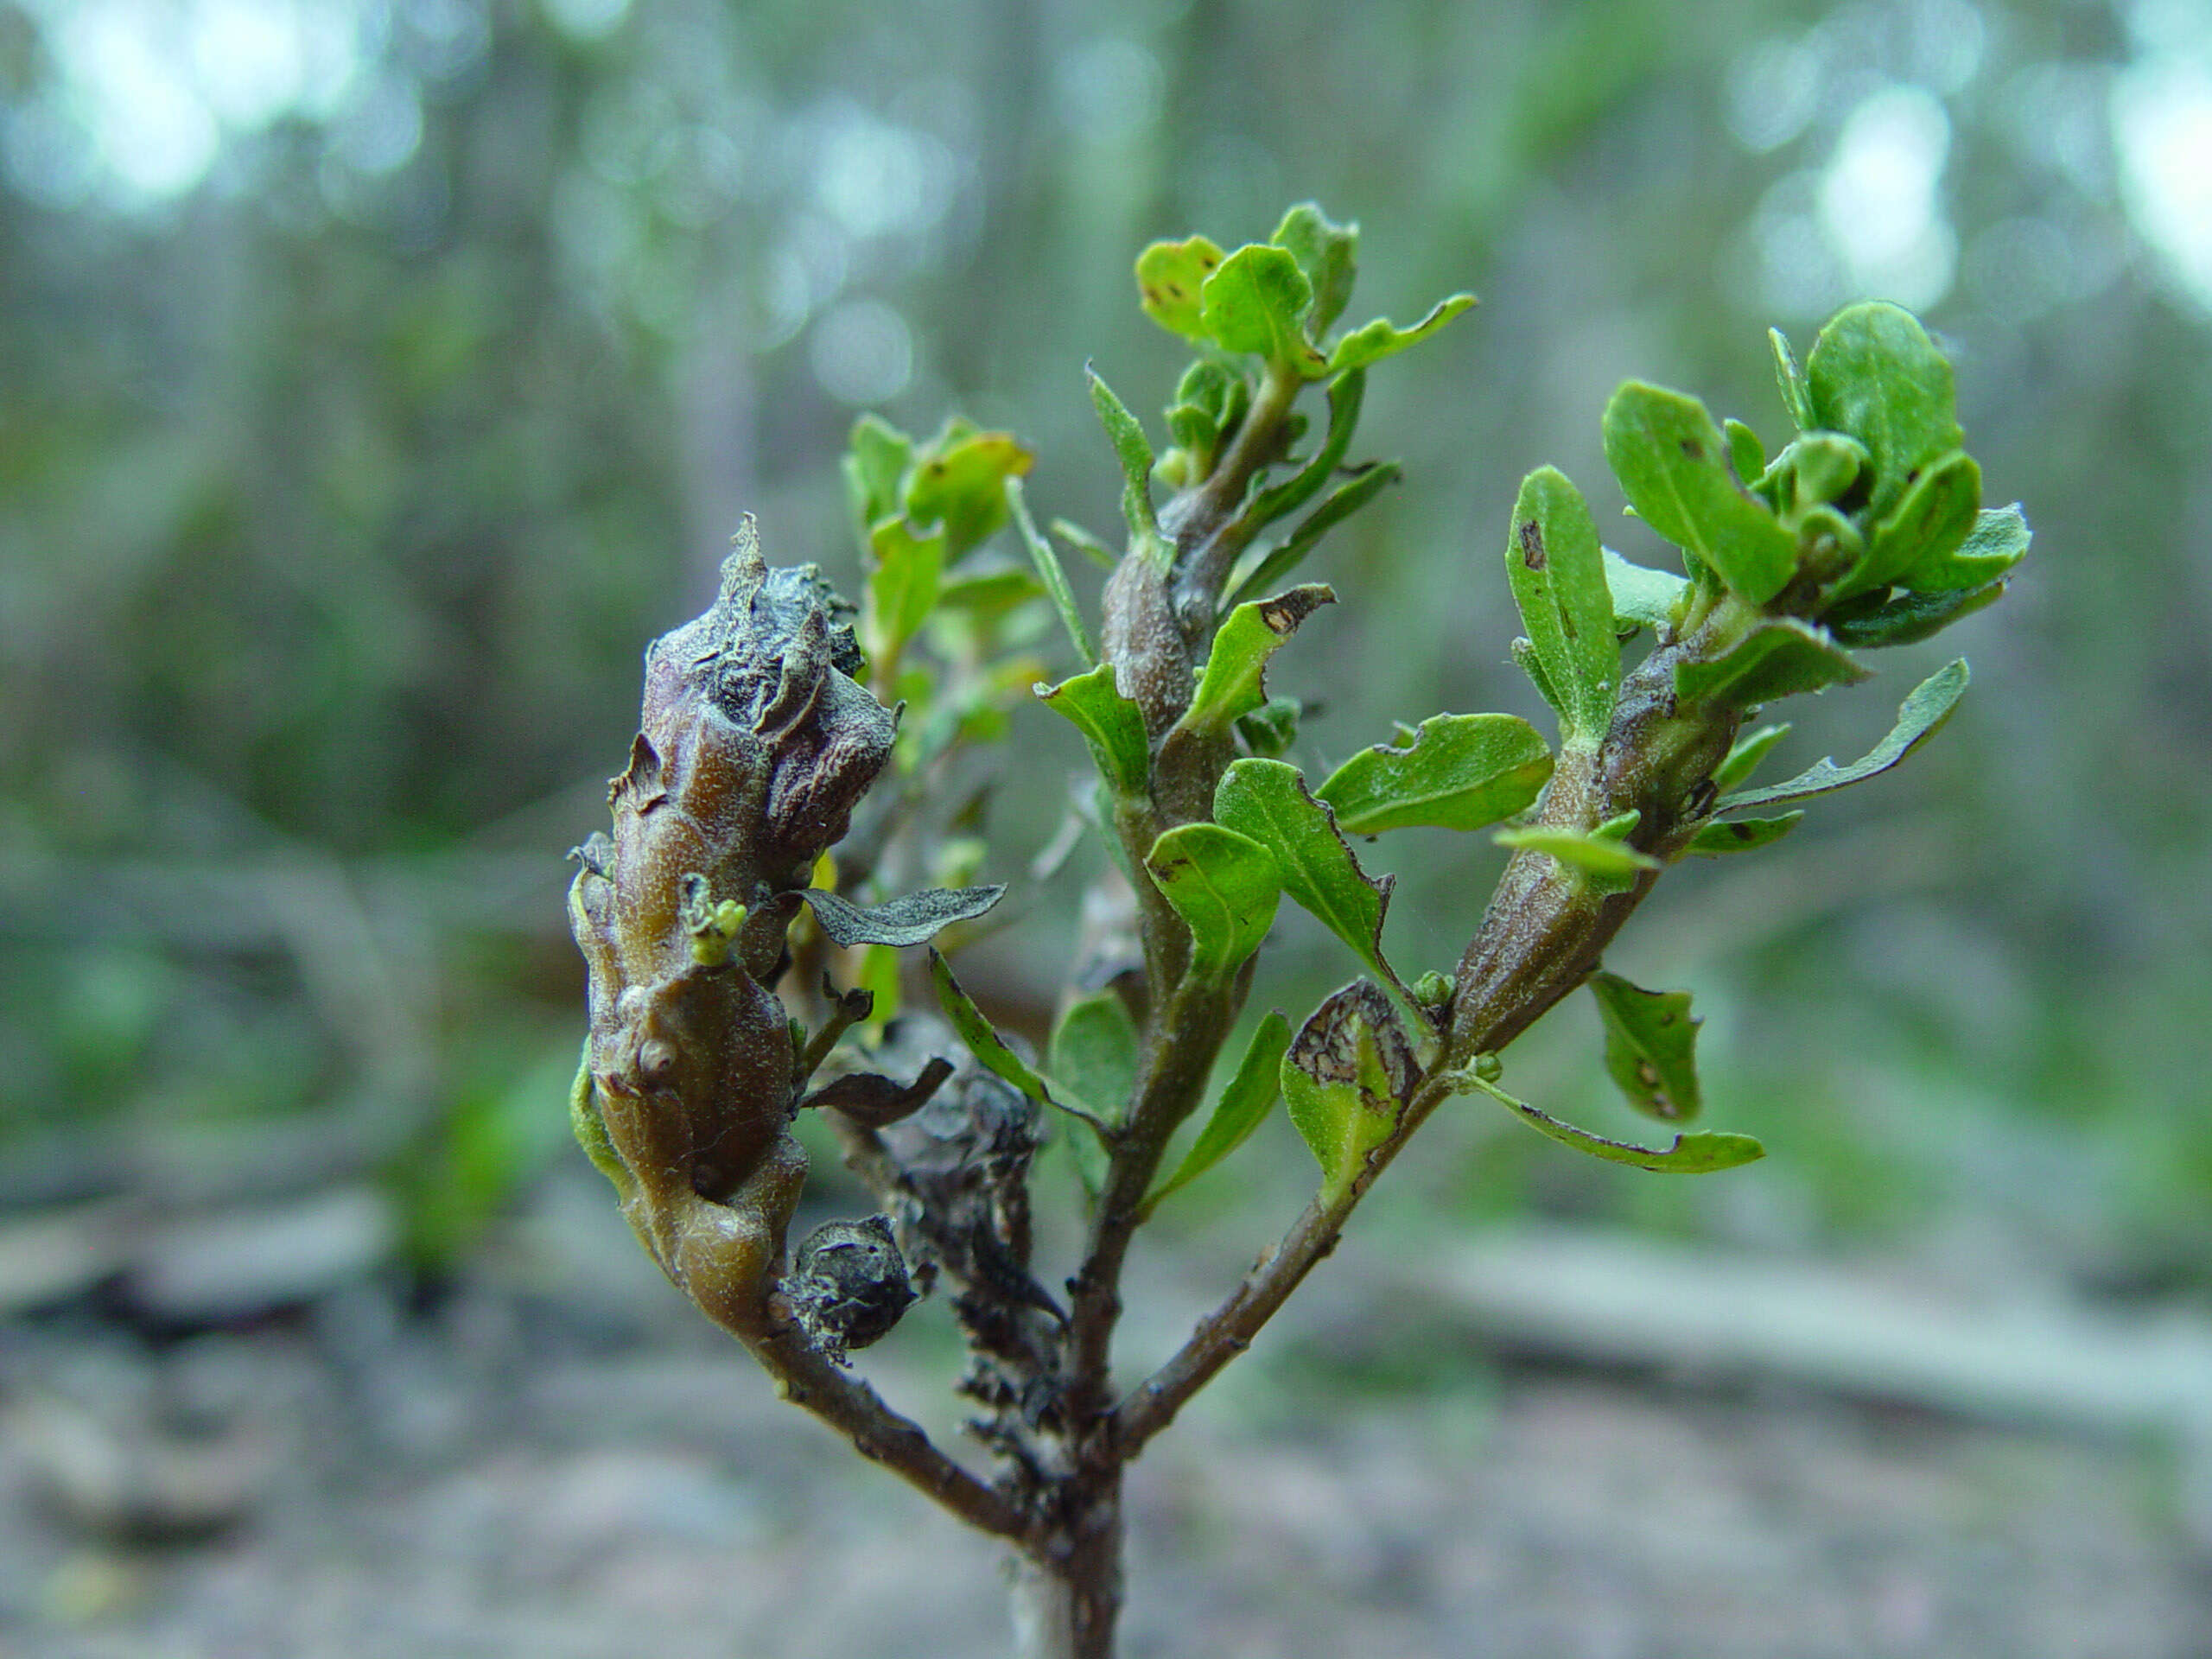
[{"left": 564, "top": 204, "right": 2024, "bottom": 1657}]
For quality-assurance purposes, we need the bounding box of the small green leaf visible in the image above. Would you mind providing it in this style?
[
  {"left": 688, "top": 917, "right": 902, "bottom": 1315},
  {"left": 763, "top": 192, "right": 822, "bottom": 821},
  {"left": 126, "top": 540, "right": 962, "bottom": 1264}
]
[
  {"left": 1005, "top": 477, "right": 1095, "bottom": 668},
  {"left": 1719, "top": 658, "right": 1968, "bottom": 810},
  {"left": 1588, "top": 972, "right": 1703, "bottom": 1122},
  {"left": 1827, "top": 580, "right": 2008, "bottom": 648},
  {"left": 843, "top": 414, "right": 913, "bottom": 550},
  {"left": 1215, "top": 759, "right": 1402, "bottom": 993},
  {"left": 1050, "top": 990, "right": 1141, "bottom": 1125},
  {"left": 1144, "top": 1010, "right": 1294, "bottom": 1215},
  {"left": 1675, "top": 619, "right": 1868, "bottom": 709},
  {"left": 1135, "top": 233, "right": 1226, "bottom": 342},
  {"left": 1144, "top": 823, "right": 1281, "bottom": 982},
  {"left": 802, "top": 885, "right": 1006, "bottom": 949},
  {"left": 1510, "top": 636, "right": 1560, "bottom": 714},
  {"left": 1459, "top": 1070, "right": 1764, "bottom": 1173},
  {"left": 935, "top": 565, "right": 1045, "bottom": 619},
  {"left": 1804, "top": 302, "right": 1962, "bottom": 520},
  {"left": 1179, "top": 585, "right": 1335, "bottom": 739},
  {"left": 1199, "top": 243, "right": 1325, "bottom": 374},
  {"left": 1491, "top": 823, "right": 1660, "bottom": 878},
  {"left": 1236, "top": 696, "right": 1300, "bottom": 757},
  {"left": 1770, "top": 326, "right": 1814, "bottom": 429},
  {"left": 1317, "top": 713, "right": 1554, "bottom": 835},
  {"left": 1271, "top": 202, "right": 1359, "bottom": 336},
  {"left": 1685, "top": 813, "right": 1804, "bottom": 855},
  {"left": 1225, "top": 461, "right": 1398, "bottom": 609},
  {"left": 1601, "top": 548, "right": 1687, "bottom": 637},
  {"left": 1325, "top": 292, "right": 1477, "bottom": 374},
  {"left": 1281, "top": 981, "right": 1417, "bottom": 1202},
  {"left": 904, "top": 425, "right": 1036, "bottom": 561},
  {"left": 1712, "top": 722, "right": 1792, "bottom": 793},
  {"left": 863, "top": 518, "right": 946, "bottom": 666},
  {"left": 1603, "top": 382, "right": 1800, "bottom": 605},
  {"left": 1241, "top": 370, "right": 1365, "bottom": 533},
  {"left": 1839, "top": 449, "right": 1980, "bottom": 599},
  {"left": 1037, "top": 662, "right": 1151, "bottom": 797},
  {"left": 1906, "top": 503, "right": 2030, "bottom": 594},
  {"left": 930, "top": 948, "right": 1086, "bottom": 1125},
  {"left": 1050, "top": 517, "right": 1118, "bottom": 570},
  {"left": 1165, "top": 359, "right": 1246, "bottom": 466},
  {"left": 1087, "top": 367, "right": 1162, "bottom": 543},
  {"left": 1723, "top": 417, "right": 1766, "bottom": 486},
  {"left": 1779, "top": 431, "right": 1868, "bottom": 514},
  {"left": 1505, "top": 467, "right": 1618, "bottom": 747}
]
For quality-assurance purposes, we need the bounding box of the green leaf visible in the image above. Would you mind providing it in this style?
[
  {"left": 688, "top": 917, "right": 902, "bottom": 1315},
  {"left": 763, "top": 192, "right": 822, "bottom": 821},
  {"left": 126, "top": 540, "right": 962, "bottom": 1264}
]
[
  {"left": 1804, "top": 302, "right": 1962, "bottom": 520},
  {"left": 1602, "top": 382, "right": 1800, "bottom": 605},
  {"left": 1779, "top": 431, "right": 1868, "bottom": 514},
  {"left": 1049, "top": 990, "right": 1141, "bottom": 1125},
  {"left": 1459, "top": 1071, "right": 1764, "bottom": 1173},
  {"left": 1135, "top": 233, "right": 1226, "bottom": 342},
  {"left": 1144, "top": 823, "right": 1282, "bottom": 981},
  {"left": 1165, "top": 359, "right": 1247, "bottom": 466},
  {"left": 1601, "top": 548, "right": 1687, "bottom": 637},
  {"left": 1271, "top": 202, "right": 1358, "bottom": 336},
  {"left": 1588, "top": 972, "right": 1703, "bottom": 1122},
  {"left": 1510, "top": 637, "right": 1560, "bottom": 713},
  {"left": 1770, "top": 326, "right": 1814, "bottom": 430},
  {"left": 1241, "top": 370, "right": 1365, "bottom": 533},
  {"left": 1199, "top": 243, "right": 1326, "bottom": 374},
  {"left": 1225, "top": 461, "right": 1398, "bottom": 609},
  {"left": 935, "top": 565, "right": 1045, "bottom": 619},
  {"left": 1905, "top": 503, "right": 2030, "bottom": 594},
  {"left": 929, "top": 948, "right": 1089, "bottom": 1126},
  {"left": 1712, "top": 722, "right": 1791, "bottom": 793},
  {"left": 863, "top": 518, "right": 946, "bottom": 666},
  {"left": 1215, "top": 759, "right": 1402, "bottom": 993},
  {"left": 1491, "top": 823, "right": 1660, "bottom": 879},
  {"left": 1826, "top": 579, "right": 2008, "bottom": 648},
  {"left": 1005, "top": 477, "right": 1095, "bottom": 668},
  {"left": 843, "top": 414, "right": 912, "bottom": 550},
  {"left": 1317, "top": 713, "right": 1554, "bottom": 835},
  {"left": 1723, "top": 417, "right": 1766, "bottom": 486},
  {"left": 1036, "top": 662, "right": 1151, "bottom": 797},
  {"left": 1719, "top": 658, "right": 1968, "bottom": 810},
  {"left": 1087, "top": 367, "right": 1162, "bottom": 543},
  {"left": 1325, "top": 292, "right": 1477, "bottom": 374},
  {"left": 1179, "top": 585, "right": 1334, "bottom": 738},
  {"left": 904, "top": 425, "right": 1035, "bottom": 561},
  {"left": 1236, "top": 696, "right": 1300, "bottom": 757},
  {"left": 1674, "top": 619, "right": 1868, "bottom": 709},
  {"left": 1144, "top": 1010, "right": 1293, "bottom": 1215},
  {"left": 1685, "top": 813, "right": 1803, "bottom": 855},
  {"left": 1840, "top": 448, "right": 1979, "bottom": 599},
  {"left": 1281, "top": 981, "right": 1418, "bottom": 1202},
  {"left": 1050, "top": 517, "right": 1118, "bottom": 571},
  {"left": 1505, "top": 467, "right": 1618, "bottom": 747}
]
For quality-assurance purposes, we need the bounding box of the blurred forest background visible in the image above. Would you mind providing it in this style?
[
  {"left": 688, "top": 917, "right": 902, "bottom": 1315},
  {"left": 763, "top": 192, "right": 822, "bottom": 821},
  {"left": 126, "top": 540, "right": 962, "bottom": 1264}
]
[
  {"left": 4, "top": 0, "right": 2212, "bottom": 1650},
  {"left": 4, "top": 0, "right": 2208, "bottom": 1281}
]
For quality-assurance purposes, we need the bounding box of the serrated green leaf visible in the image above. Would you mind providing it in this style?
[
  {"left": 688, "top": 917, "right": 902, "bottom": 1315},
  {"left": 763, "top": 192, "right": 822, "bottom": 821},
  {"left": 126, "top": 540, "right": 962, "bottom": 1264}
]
[
  {"left": 1724, "top": 417, "right": 1766, "bottom": 486},
  {"left": 1505, "top": 466, "right": 1618, "bottom": 747},
  {"left": 1906, "top": 503, "right": 2030, "bottom": 594},
  {"left": 1326, "top": 292, "right": 1477, "bottom": 375},
  {"left": 1827, "top": 579, "right": 2008, "bottom": 648},
  {"left": 1839, "top": 449, "right": 1979, "bottom": 599},
  {"left": 1144, "top": 1011, "right": 1293, "bottom": 1215},
  {"left": 863, "top": 518, "right": 945, "bottom": 667},
  {"left": 904, "top": 425, "right": 1035, "bottom": 561},
  {"left": 1215, "top": 758, "right": 1402, "bottom": 993},
  {"left": 1179, "top": 585, "right": 1334, "bottom": 740},
  {"left": 1719, "top": 658, "right": 1969, "bottom": 810},
  {"left": 1037, "top": 662, "right": 1150, "bottom": 797},
  {"left": 1805, "top": 302, "right": 1961, "bottom": 520},
  {"left": 1770, "top": 326, "right": 1814, "bottom": 430},
  {"left": 1135, "top": 233, "right": 1226, "bottom": 342},
  {"left": 1225, "top": 461, "right": 1398, "bottom": 609},
  {"left": 1317, "top": 713, "right": 1554, "bottom": 835},
  {"left": 1005, "top": 477, "right": 1095, "bottom": 668},
  {"left": 1603, "top": 382, "right": 1800, "bottom": 605},
  {"left": 1491, "top": 823, "right": 1660, "bottom": 878},
  {"left": 1144, "top": 823, "right": 1281, "bottom": 982},
  {"left": 1281, "top": 981, "right": 1417, "bottom": 1202},
  {"left": 843, "top": 413, "right": 912, "bottom": 550},
  {"left": 1049, "top": 989, "right": 1141, "bottom": 1126},
  {"left": 1087, "top": 367, "right": 1161, "bottom": 543},
  {"left": 1589, "top": 972, "right": 1703, "bottom": 1122},
  {"left": 1271, "top": 201, "right": 1358, "bottom": 337},
  {"left": 929, "top": 948, "right": 1090, "bottom": 1127},
  {"left": 1712, "top": 722, "right": 1791, "bottom": 792},
  {"left": 1675, "top": 619, "right": 1868, "bottom": 709},
  {"left": 1601, "top": 548, "right": 1687, "bottom": 637},
  {"left": 1459, "top": 1070, "right": 1764, "bottom": 1173},
  {"left": 1686, "top": 813, "right": 1804, "bottom": 855},
  {"left": 1200, "top": 244, "right": 1325, "bottom": 374}
]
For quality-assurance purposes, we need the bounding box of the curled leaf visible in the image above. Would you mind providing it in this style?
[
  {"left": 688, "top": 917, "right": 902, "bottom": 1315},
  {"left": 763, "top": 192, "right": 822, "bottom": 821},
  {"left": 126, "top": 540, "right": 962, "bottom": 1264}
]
[
  {"left": 1316, "top": 713, "right": 1553, "bottom": 835},
  {"left": 1719, "top": 658, "right": 1967, "bottom": 810},
  {"left": 1135, "top": 233, "right": 1226, "bottom": 342},
  {"left": 801, "top": 885, "right": 1006, "bottom": 949},
  {"left": 1674, "top": 619, "right": 1867, "bottom": 709},
  {"left": 1281, "top": 981, "right": 1418, "bottom": 1202},
  {"left": 1588, "top": 973, "right": 1703, "bottom": 1122},
  {"left": 1457, "top": 1071, "right": 1764, "bottom": 1173},
  {"left": 1144, "top": 823, "right": 1282, "bottom": 982},
  {"left": 1685, "top": 813, "right": 1803, "bottom": 855},
  {"left": 1602, "top": 382, "right": 1799, "bottom": 606},
  {"left": 1325, "top": 292, "right": 1477, "bottom": 375},
  {"left": 1144, "top": 1011, "right": 1294, "bottom": 1215}
]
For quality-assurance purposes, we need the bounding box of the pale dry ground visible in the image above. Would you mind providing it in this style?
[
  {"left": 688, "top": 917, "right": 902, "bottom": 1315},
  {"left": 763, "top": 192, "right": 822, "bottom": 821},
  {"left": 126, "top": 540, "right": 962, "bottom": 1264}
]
[{"left": 1, "top": 1172, "right": 2205, "bottom": 1659}]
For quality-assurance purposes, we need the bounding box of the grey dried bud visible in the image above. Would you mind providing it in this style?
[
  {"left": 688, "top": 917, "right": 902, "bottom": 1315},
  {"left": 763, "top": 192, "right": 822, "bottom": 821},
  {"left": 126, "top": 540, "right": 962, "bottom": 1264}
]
[{"left": 791, "top": 1216, "right": 918, "bottom": 1363}]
